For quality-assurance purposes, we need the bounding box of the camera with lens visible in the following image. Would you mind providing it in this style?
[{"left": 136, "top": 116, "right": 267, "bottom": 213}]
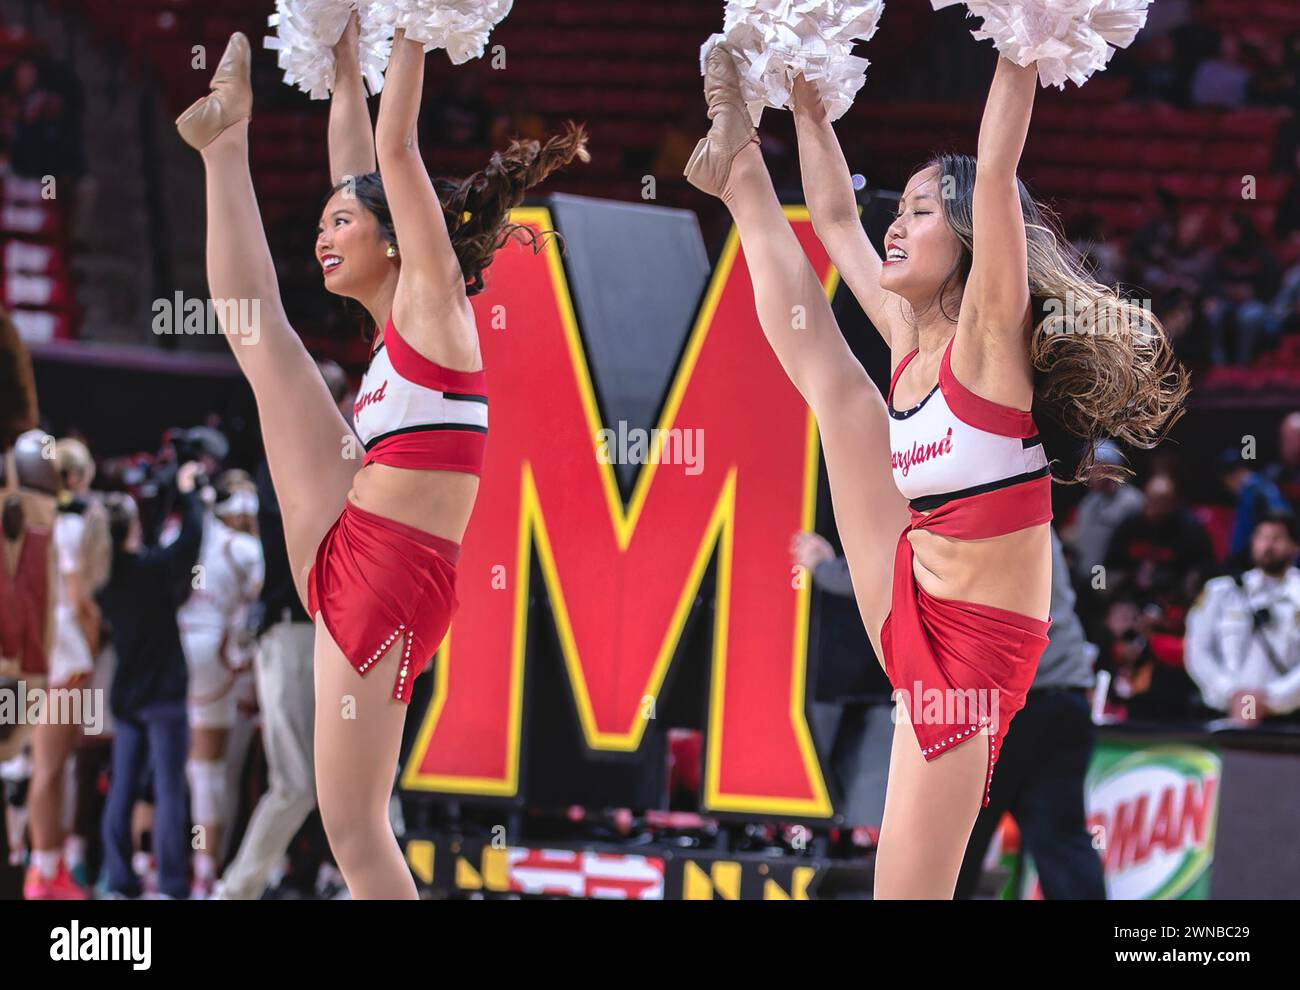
[
  {"left": 156, "top": 426, "right": 229, "bottom": 493},
  {"left": 99, "top": 426, "right": 229, "bottom": 544}
]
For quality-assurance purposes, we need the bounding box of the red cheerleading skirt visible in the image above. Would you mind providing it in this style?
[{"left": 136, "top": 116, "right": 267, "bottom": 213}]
[
  {"left": 307, "top": 500, "right": 460, "bottom": 704},
  {"left": 882, "top": 475, "right": 1053, "bottom": 807}
]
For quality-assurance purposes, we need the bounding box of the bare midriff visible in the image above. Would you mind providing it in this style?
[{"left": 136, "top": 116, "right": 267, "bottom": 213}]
[
  {"left": 348, "top": 461, "right": 480, "bottom": 544},
  {"left": 908, "top": 520, "right": 1052, "bottom": 621}
]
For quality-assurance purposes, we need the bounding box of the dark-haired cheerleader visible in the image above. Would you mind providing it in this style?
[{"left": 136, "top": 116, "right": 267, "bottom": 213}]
[
  {"left": 686, "top": 10, "right": 1185, "bottom": 895},
  {"left": 175, "top": 17, "right": 586, "bottom": 898}
]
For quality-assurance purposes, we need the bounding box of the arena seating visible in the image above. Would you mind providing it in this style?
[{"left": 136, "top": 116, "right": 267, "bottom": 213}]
[
  {"left": 43, "top": 1, "right": 1300, "bottom": 376},
  {"left": 0, "top": 24, "right": 77, "bottom": 341},
  {"left": 851, "top": 97, "right": 1289, "bottom": 238},
  {"left": 1203, "top": 0, "right": 1300, "bottom": 35}
]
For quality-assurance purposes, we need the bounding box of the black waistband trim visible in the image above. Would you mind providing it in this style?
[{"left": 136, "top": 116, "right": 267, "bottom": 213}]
[
  {"left": 908, "top": 465, "right": 1051, "bottom": 513},
  {"left": 444, "top": 392, "right": 489, "bottom": 404},
  {"left": 1022, "top": 434, "right": 1041, "bottom": 449},
  {"left": 364, "top": 423, "right": 489, "bottom": 451}
]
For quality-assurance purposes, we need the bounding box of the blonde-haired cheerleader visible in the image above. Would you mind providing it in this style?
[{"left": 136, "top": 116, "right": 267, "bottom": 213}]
[
  {"left": 688, "top": 0, "right": 1184, "bottom": 897},
  {"left": 176, "top": 0, "right": 585, "bottom": 897},
  {"left": 22, "top": 438, "right": 108, "bottom": 900}
]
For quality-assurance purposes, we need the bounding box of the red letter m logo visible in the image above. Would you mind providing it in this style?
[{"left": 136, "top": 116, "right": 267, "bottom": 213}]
[{"left": 402, "top": 206, "right": 839, "bottom": 817}]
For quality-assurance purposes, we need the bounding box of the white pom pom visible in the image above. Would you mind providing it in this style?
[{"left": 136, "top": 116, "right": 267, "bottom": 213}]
[
  {"left": 703, "top": 0, "right": 887, "bottom": 125},
  {"left": 355, "top": 1, "right": 394, "bottom": 94},
  {"left": 932, "top": 0, "right": 1151, "bottom": 89},
  {"left": 374, "top": 0, "right": 514, "bottom": 64},
  {"left": 264, "top": 0, "right": 355, "bottom": 100}
]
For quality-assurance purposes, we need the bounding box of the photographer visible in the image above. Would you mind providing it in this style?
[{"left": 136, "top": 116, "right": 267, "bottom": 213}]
[
  {"left": 1185, "top": 511, "right": 1300, "bottom": 723},
  {"left": 96, "top": 461, "right": 204, "bottom": 899}
]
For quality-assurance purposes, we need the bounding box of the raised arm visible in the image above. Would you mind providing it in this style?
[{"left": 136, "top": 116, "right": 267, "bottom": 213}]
[
  {"left": 964, "top": 57, "right": 1038, "bottom": 339},
  {"left": 329, "top": 13, "right": 377, "bottom": 186},
  {"left": 374, "top": 30, "right": 477, "bottom": 368},
  {"left": 146, "top": 465, "right": 204, "bottom": 578},
  {"left": 791, "top": 74, "right": 904, "bottom": 348}
]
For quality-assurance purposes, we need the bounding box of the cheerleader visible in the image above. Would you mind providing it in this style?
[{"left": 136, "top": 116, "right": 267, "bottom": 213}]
[
  {"left": 686, "top": 22, "right": 1185, "bottom": 895},
  {"left": 175, "top": 14, "right": 586, "bottom": 897},
  {"left": 178, "top": 470, "right": 264, "bottom": 897},
  {"left": 24, "top": 438, "right": 108, "bottom": 899}
]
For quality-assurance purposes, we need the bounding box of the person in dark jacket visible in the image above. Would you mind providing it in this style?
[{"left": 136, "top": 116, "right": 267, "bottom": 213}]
[{"left": 97, "top": 462, "right": 203, "bottom": 899}]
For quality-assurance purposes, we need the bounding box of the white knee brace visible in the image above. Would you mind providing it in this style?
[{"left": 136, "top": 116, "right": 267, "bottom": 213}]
[{"left": 186, "top": 759, "right": 228, "bottom": 829}]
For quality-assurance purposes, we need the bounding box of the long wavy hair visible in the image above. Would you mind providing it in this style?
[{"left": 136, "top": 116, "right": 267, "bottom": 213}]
[
  {"left": 922, "top": 152, "right": 1189, "bottom": 483},
  {"left": 329, "top": 121, "right": 590, "bottom": 335}
]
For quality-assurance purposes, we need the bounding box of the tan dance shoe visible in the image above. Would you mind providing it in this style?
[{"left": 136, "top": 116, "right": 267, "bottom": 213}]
[
  {"left": 175, "top": 32, "right": 253, "bottom": 150},
  {"left": 684, "top": 44, "right": 760, "bottom": 197}
]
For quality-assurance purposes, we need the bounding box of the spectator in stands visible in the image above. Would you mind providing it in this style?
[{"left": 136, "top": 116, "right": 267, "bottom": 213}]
[
  {"left": 1065, "top": 441, "right": 1145, "bottom": 586},
  {"left": 1167, "top": 18, "right": 1223, "bottom": 106},
  {"left": 1218, "top": 447, "right": 1289, "bottom": 565},
  {"left": 1267, "top": 256, "right": 1300, "bottom": 342},
  {"left": 97, "top": 463, "right": 204, "bottom": 900},
  {"left": 1185, "top": 511, "right": 1300, "bottom": 723},
  {"left": 1128, "top": 188, "right": 1179, "bottom": 272},
  {"left": 1265, "top": 412, "right": 1300, "bottom": 507},
  {"left": 1136, "top": 210, "right": 1213, "bottom": 311},
  {"left": 1160, "top": 287, "right": 1208, "bottom": 369},
  {"left": 0, "top": 54, "right": 85, "bottom": 180},
  {"left": 1190, "top": 34, "right": 1251, "bottom": 110},
  {"left": 1204, "top": 213, "right": 1282, "bottom": 365},
  {"left": 1247, "top": 37, "right": 1295, "bottom": 108},
  {"left": 1104, "top": 473, "right": 1215, "bottom": 617},
  {"left": 1099, "top": 592, "right": 1200, "bottom": 722}
]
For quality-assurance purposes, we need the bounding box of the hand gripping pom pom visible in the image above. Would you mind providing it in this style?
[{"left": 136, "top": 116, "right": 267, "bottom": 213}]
[
  {"left": 702, "top": 0, "right": 887, "bottom": 125},
  {"left": 931, "top": 0, "right": 1151, "bottom": 89},
  {"left": 373, "top": 0, "right": 514, "bottom": 64},
  {"left": 265, "top": 0, "right": 356, "bottom": 100}
]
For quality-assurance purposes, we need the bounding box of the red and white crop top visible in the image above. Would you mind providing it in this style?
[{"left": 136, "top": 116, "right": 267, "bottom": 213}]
[
  {"left": 352, "top": 316, "right": 488, "bottom": 475},
  {"left": 888, "top": 336, "right": 1048, "bottom": 510}
]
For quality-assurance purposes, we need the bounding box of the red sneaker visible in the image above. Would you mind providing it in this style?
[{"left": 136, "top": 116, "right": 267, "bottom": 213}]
[{"left": 24, "top": 860, "right": 89, "bottom": 900}]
